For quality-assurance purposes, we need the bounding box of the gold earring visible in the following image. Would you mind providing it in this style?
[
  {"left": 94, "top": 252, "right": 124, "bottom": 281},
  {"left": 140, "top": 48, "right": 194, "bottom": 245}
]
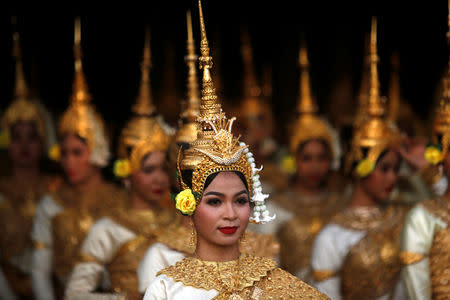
[
  {"left": 240, "top": 231, "right": 246, "bottom": 243},
  {"left": 189, "top": 219, "right": 196, "bottom": 248}
]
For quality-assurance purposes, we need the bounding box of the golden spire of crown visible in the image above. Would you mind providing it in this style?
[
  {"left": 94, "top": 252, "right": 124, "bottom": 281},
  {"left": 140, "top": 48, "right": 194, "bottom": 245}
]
[
  {"left": 197, "top": 0, "right": 224, "bottom": 122},
  {"left": 433, "top": 0, "right": 450, "bottom": 152},
  {"left": 241, "top": 28, "right": 261, "bottom": 99},
  {"left": 173, "top": 11, "right": 201, "bottom": 147},
  {"left": 132, "top": 28, "right": 156, "bottom": 116},
  {"left": 12, "top": 22, "right": 29, "bottom": 100},
  {"left": 367, "top": 17, "right": 384, "bottom": 118},
  {"left": 182, "top": 11, "right": 200, "bottom": 122},
  {"left": 297, "top": 42, "right": 318, "bottom": 114},
  {"left": 1, "top": 18, "right": 47, "bottom": 143},
  {"left": 70, "top": 17, "right": 92, "bottom": 104},
  {"left": 388, "top": 53, "right": 400, "bottom": 122}
]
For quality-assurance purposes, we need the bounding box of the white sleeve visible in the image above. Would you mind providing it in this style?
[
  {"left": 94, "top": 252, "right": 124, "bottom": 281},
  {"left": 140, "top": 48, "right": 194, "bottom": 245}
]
[
  {"left": 31, "top": 247, "right": 54, "bottom": 300},
  {"left": 138, "top": 243, "right": 185, "bottom": 293},
  {"left": 143, "top": 276, "right": 168, "bottom": 300},
  {"left": 311, "top": 224, "right": 365, "bottom": 300},
  {"left": 247, "top": 201, "right": 293, "bottom": 235},
  {"left": 64, "top": 218, "right": 136, "bottom": 300},
  {"left": 31, "top": 195, "right": 63, "bottom": 300},
  {"left": 0, "top": 266, "right": 17, "bottom": 300},
  {"left": 400, "top": 205, "right": 446, "bottom": 300}
]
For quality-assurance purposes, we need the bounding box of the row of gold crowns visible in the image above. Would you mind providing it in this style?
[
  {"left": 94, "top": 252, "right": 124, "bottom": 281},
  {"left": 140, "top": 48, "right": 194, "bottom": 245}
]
[
  {"left": 181, "top": 0, "right": 229, "bottom": 171},
  {"left": 433, "top": 0, "right": 450, "bottom": 152},
  {"left": 297, "top": 43, "right": 317, "bottom": 114},
  {"left": 175, "top": 11, "right": 201, "bottom": 145}
]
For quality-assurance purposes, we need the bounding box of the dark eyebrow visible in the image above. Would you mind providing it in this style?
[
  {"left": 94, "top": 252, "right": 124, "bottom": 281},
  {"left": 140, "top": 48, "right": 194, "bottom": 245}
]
[
  {"left": 203, "top": 190, "right": 248, "bottom": 197},
  {"left": 204, "top": 191, "right": 225, "bottom": 197},
  {"left": 234, "top": 190, "right": 248, "bottom": 197}
]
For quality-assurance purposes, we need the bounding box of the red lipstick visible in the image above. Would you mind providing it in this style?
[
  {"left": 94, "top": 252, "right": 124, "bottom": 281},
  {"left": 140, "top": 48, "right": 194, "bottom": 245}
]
[{"left": 218, "top": 226, "right": 238, "bottom": 234}]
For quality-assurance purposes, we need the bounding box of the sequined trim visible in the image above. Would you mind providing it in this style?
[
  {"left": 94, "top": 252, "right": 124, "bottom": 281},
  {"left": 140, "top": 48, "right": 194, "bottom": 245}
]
[
  {"left": 33, "top": 241, "right": 46, "bottom": 250},
  {"left": 399, "top": 251, "right": 425, "bottom": 265}
]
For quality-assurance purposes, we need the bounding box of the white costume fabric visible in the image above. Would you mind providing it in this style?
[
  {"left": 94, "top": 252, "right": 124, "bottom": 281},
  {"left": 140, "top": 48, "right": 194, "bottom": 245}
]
[
  {"left": 30, "top": 194, "right": 63, "bottom": 300},
  {"left": 138, "top": 242, "right": 185, "bottom": 293},
  {"left": 143, "top": 274, "right": 219, "bottom": 300},
  {"left": 64, "top": 218, "right": 137, "bottom": 300},
  {"left": 400, "top": 204, "right": 448, "bottom": 300},
  {"left": 311, "top": 224, "right": 405, "bottom": 300}
]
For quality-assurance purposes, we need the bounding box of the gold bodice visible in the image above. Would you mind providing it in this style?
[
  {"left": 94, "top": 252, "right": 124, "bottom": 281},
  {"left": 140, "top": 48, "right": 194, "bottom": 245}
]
[
  {"left": 276, "top": 190, "right": 345, "bottom": 276},
  {"left": 0, "top": 175, "right": 58, "bottom": 297},
  {"left": 422, "top": 197, "right": 450, "bottom": 300},
  {"left": 158, "top": 254, "right": 328, "bottom": 299},
  {"left": 333, "top": 206, "right": 407, "bottom": 300},
  {"left": 51, "top": 182, "right": 127, "bottom": 283},
  {"left": 106, "top": 207, "right": 177, "bottom": 295}
]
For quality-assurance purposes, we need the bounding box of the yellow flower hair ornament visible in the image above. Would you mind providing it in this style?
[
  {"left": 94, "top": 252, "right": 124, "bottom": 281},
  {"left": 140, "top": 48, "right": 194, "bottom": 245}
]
[
  {"left": 172, "top": 189, "right": 199, "bottom": 216},
  {"left": 48, "top": 144, "right": 60, "bottom": 161},
  {"left": 355, "top": 158, "right": 376, "bottom": 178},
  {"left": 114, "top": 159, "right": 131, "bottom": 178},
  {"left": 0, "top": 130, "right": 10, "bottom": 148},
  {"left": 281, "top": 154, "right": 297, "bottom": 175},
  {"left": 424, "top": 145, "right": 443, "bottom": 165}
]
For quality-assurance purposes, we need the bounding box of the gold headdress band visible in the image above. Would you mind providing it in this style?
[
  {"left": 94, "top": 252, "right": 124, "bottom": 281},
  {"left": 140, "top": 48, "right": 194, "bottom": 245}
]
[
  {"left": 117, "top": 28, "right": 171, "bottom": 175},
  {"left": 58, "top": 18, "right": 110, "bottom": 167},
  {"left": 346, "top": 17, "right": 401, "bottom": 176},
  {"left": 176, "top": 0, "right": 275, "bottom": 223},
  {"left": 175, "top": 11, "right": 201, "bottom": 145},
  {"left": 289, "top": 42, "right": 335, "bottom": 157},
  {"left": 1, "top": 22, "right": 47, "bottom": 144},
  {"left": 432, "top": 0, "right": 450, "bottom": 156}
]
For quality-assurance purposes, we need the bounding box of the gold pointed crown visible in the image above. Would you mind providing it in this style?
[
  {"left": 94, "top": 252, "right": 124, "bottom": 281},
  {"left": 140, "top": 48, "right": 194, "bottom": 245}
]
[
  {"left": 433, "top": 1, "right": 450, "bottom": 154},
  {"left": 2, "top": 25, "right": 47, "bottom": 143},
  {"left": 175, "top": 11, "right": 201, "bottom": 145},
  {"left": 58, "top": 18, "right": 110, "bottom": 166},
  {"left": 118, "top": 28, "right": 171, "bottom": 173},
  {"left": 179, "top": 0, "right": 252, "bottom": 196},
  {"left": 354, "top": 32, "right": 372, "bottom": 129},
  {"left": 239, "top": 28, "right": 272, "bottom": 124},
  {"left": 290, "top": 42, "right": 335, "bottom": 156},
  {"left": 346, "top": 18, "right": 401, "bottom": 173}
]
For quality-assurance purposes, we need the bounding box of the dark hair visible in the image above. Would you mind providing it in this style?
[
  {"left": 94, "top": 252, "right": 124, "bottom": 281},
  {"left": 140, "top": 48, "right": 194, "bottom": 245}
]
[{"left": 180, "top": 169, "right": 249, "bottom": 192}]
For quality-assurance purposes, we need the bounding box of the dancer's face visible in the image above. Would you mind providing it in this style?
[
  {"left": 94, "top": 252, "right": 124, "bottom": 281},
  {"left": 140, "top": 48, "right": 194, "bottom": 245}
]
[{"left": 194, "top": 172, "right": 250, "bottom": 249}]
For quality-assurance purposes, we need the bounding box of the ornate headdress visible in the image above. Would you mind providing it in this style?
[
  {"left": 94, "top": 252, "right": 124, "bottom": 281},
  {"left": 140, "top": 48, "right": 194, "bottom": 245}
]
[
  {"left": 115, "top": 29, "right": 172, "bottom": 177},
  {"left": 428, "top": 3, "right": 450, "bottom": 162},
  {"left": 353, "top": 32, "right": 372, "bottom": 130},
  {"left": 290, "top": 43, "right": 341, "bottom": 169},
  {"left": 1, "top": 28, "right": 47, "bottom": 149},
  {"left": 239, "top": 29, "right": 272, "bottom": 125},
  {"left": 174, "top": 11, "right": 201, "bottom": 145},
  {"left": 58, "top": 18, "right": 110, "bottom": 167},
  {"left": 174, "top": 0, "right": 275, "bottom": 224},
  {"left": 346, "top": 18, "right": 401, "bottom": 177}
]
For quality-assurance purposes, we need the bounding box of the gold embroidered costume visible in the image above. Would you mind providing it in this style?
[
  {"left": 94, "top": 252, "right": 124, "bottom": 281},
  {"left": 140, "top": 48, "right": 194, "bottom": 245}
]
[
  {"left": 144, "top": 2, "right": 327, "bottom": 299},
  {"left": 400, "top": 8, "right": 450, "bottom": 296},
  {"left": 311, "top": 18, "right": 406, "bottom": 300}
]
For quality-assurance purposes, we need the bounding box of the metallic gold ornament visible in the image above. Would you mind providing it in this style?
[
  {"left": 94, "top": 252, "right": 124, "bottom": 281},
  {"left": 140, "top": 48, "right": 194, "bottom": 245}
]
[
  {"left": 58, "top": 18, "right": 110, "bottom": 166},
  {"left": 117, "top": 28, "right": 171, "bottom": 174},
  {"left": 289, "top": 43, "right": 335, "bottom": 157},
  {"left": 1, "top": 30, "right": 46, "bottom": 144},
  {"left": 346, "top": 18, "right": 401, "bottom": 174}
]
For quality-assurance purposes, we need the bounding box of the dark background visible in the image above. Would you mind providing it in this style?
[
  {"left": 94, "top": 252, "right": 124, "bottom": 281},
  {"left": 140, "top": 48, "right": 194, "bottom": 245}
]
[{"left": 2, "top": 1, "right": 449, "bottom": 146}]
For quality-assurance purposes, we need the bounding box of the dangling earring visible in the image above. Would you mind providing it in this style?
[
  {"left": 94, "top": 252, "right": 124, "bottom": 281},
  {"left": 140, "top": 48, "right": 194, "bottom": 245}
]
[
  {"left": 239, "top": 231, "right": 246, "bottom": 243},
  {"left": 189, "top": 219, "right": 196, "bottom": 248}
]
